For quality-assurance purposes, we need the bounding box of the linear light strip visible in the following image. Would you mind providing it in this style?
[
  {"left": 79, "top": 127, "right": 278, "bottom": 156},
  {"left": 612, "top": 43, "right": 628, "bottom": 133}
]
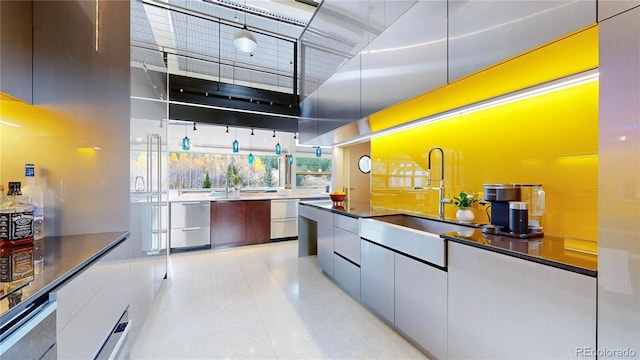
[
  {"left": 0, "top": 120, "right": 21, "bottom": 128},
  {"left": 334, "top": 69, "right": 599, "bottom": 147},
  {"left": 130, "top": 96, "right": 301, "bottom": 120}
]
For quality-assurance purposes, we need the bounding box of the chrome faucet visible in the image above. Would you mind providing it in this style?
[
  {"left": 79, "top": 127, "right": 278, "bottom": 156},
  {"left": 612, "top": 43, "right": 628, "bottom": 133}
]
[{"left": 427, "top": 147, "right": 447, "bottom": 219}]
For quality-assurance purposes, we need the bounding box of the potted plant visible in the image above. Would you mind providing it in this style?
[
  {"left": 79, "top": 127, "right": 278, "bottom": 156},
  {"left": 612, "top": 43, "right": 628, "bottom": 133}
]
[
  {"left": 203, "top": 171, "right": 212, "bottom": 188},
  {"left": 226, "top": 164, "right": 243, "bottom": 196},
  {"left": 453, "top": 191, "right": 479, "bottom": 223}
]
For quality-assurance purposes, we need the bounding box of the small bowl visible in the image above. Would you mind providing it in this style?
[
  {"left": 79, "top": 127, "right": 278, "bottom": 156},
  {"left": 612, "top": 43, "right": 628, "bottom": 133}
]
[
  {"left": 276, "top": 188, "right": 292, "bottom": 196},
  {"left": 330, "top": 194, "right": 346, "bottom": 203}
]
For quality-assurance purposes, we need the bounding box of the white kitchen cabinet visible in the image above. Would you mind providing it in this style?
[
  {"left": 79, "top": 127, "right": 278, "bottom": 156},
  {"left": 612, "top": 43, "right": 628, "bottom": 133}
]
[
  {"left": 448, "top": 0, "right": 595, "bottom": 82},
  {"left": 395, "top": 253, "right": 447, "bottom": 360},
  {"left": 56, "top": 239, "right": 130, "bottom": 360},
  {"left": 333, "top": 213, "right": 361, "bottom": 299},
  {"left": 333, "top": 253, "right": 361, "bottom": 300},
  {"left": 271, "top": 199, "right": 298, "bottom": 239},
  {"left": 360, "top": 239, "right": 395, "bottom": 324},
  {"left": 447, "top": 241, "right": 597, "bottom": 360},
  {"left": 315, "top": 209, "right": 334, "bottom": 277},
  {"left": 333, "top": 214, "right": 360, "bottom": 265}
]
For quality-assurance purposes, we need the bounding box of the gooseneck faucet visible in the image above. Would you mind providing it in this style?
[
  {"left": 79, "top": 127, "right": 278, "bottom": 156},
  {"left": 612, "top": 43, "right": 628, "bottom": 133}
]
[{"left": 427, "top": 147, "right": 446, "bottom": 219}]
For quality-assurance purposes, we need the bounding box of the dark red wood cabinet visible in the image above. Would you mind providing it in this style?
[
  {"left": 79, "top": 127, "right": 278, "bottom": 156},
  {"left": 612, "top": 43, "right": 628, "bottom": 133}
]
[{"left": 210, "top": 200, "right": 270, "bottom": 249}]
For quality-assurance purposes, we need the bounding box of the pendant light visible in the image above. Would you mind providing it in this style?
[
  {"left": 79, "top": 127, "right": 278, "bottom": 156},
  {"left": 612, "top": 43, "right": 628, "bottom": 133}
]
[
  {"left": 232, "top": 128, "right": 239, "bottom": 153},
  {"left": 233, "top": 1, "right": 257, "bottom": 53},
  {"left": 274, "top": 131, "right": 281, "bottom": 155},
  {"left": 315, "top": 146, "right": 322, "bottom": 157},
  {"left": 288, "top": 155, "right": 294, "bottom": 164},
  {"left": 248, "top": 128, "right": 254, "bottom": 164},
  {"left": 182, "top": 125, "right": 191, "bottom": 151}
]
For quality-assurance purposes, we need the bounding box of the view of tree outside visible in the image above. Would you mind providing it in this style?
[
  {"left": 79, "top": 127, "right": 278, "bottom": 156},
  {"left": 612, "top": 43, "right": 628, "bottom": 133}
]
[
  {"left": 165, "top": 152, "right": 279, "bottom": 189},
  {"left": 296, "top": 157, "right": 332, "bottom": 189},
  {"left": 130, "top": 151, "right": 333, "bottom": 190}
]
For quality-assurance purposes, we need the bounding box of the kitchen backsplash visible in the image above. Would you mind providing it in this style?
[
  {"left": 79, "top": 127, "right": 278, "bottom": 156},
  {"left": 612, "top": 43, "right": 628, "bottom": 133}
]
[{"left": 370, "top": 26, "right": 598, "bottom": 242}]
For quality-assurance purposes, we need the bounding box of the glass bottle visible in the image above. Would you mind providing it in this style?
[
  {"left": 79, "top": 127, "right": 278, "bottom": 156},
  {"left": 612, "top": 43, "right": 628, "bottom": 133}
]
[
  {"left": 22, "top": 163, "right": 44, "bottom": 240},
  {"left": 0, "top": 182, "right": 34, "bottom": 247}
]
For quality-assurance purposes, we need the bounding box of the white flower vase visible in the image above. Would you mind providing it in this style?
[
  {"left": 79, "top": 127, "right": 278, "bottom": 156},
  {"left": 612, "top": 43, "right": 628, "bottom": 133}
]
[{"left": 456, "top": 209, "right": 475, "bottom": 223}]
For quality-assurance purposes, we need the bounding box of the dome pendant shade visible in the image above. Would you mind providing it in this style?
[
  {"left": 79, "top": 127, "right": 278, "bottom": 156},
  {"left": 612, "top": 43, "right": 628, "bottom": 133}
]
[{"left": 233, "top": 27, "right": 257, "bottom": 53}]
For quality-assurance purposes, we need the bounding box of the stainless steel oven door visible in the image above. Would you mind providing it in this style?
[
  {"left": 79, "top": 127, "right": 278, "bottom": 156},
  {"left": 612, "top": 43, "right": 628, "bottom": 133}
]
[{"left": 0, "top": 297, "right": 57, "bottom": 360}]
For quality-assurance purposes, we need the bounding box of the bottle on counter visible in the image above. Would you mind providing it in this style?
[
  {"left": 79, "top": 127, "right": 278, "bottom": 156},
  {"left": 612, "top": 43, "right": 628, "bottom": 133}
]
[
  {"left": 21, "top": 163, "right": 44, "bottom": 240},
  {"left": 0, "top": 182, "right": 34, "bottom": 247}
]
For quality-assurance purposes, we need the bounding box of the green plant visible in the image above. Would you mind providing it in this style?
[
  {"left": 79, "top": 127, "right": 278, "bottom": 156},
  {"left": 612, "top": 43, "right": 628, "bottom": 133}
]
[
  {"left": 453, "top": 191, "right": 479, "bottom": 209},
  {"left": 203, "top": 172, "right": 212, "bottom": 188},
  {"left": 227, "top": 164, "right": 243, "bottom": 190}
]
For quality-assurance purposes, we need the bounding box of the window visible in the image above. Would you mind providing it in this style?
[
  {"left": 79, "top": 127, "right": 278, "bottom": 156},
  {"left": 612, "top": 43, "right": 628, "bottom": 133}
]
[
  {"left": 296, "top": 157, "right": 332, "bottom": 189},
  {"left": 167, "top": 152, "right": 279, "bottom": 189}
]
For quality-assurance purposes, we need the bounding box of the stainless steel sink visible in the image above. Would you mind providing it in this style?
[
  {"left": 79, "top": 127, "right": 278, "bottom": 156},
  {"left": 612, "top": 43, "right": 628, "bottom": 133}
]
[
  {"left": 370, "top": 214, "right": 474, "bottom": 234},
  {"left": 360, "top": 214, "right": 476, "bottom": 268}
]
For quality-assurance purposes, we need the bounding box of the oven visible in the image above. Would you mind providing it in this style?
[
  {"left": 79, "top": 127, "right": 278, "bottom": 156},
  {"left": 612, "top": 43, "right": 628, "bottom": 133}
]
[{"left": 0, "top": 294, "right": 57, "bottom": 360}]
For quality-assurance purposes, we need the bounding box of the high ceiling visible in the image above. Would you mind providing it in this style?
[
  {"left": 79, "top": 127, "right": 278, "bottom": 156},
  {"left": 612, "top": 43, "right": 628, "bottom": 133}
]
[{"left": 131, "top": 0, "right": 319, "bottom": 94}]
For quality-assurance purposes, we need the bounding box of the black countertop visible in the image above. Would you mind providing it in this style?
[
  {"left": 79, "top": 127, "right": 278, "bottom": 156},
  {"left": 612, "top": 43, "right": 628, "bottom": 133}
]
[
  {"left": 299, "top": 200, "right": 400, "bottom": 218},
  {"left": 299, "top": 200, "right": 597, "bottom": 276},
  {"left": 0, "top": 231, "right": 129, "bottom": 328},
  {"left": 442, "top": 229, "right": 597, "bottom": 277}
]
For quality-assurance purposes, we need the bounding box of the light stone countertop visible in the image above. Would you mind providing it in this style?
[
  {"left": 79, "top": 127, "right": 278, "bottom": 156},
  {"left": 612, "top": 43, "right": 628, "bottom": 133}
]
[{"left": 170, "top": 190, "right": 329, "bottom": 203}]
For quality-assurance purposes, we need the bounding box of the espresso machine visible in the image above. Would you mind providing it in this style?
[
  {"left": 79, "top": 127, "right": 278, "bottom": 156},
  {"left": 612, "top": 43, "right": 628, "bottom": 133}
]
[{"left": 482, "top": 184, "right": 545, "bottom": 238}]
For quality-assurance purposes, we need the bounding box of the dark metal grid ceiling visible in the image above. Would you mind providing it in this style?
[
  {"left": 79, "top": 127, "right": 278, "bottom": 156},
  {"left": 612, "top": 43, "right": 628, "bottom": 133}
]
[{"left": 130, "top": 0, "right": 313, "bottom": 93}]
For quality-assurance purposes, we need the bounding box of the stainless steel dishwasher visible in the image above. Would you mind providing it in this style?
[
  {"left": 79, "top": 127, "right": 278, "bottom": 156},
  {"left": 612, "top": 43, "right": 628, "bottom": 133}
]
[{"left": 170, "top": 201, "right": 211, "bottom": 252}]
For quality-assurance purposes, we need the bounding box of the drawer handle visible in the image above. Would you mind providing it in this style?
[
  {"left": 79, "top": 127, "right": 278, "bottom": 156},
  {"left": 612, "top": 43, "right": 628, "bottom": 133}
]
[
  {"left": 181, "top": 202, "right": 204, "bottom": 205},
  {"left": 181, "top": 227, "right": 201, "bottom": 231}
]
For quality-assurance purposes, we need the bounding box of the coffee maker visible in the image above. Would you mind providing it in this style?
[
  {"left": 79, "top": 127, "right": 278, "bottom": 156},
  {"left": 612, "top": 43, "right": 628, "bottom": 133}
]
[{"left": 482, "top": 184, "right": 544, "bottom": 238}]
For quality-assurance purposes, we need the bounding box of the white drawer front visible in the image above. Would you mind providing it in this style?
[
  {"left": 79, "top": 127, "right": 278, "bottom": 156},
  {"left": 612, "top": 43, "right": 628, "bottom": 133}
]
[
  {"left": 57, "top": 260, "right": 129, "bottom": 359},
  {"left": 271, "top": 199, "right": 298, "bottom": 219},
  {"left": 56, "top": 240, "right": 129, "bottom": 331},
  {"left": 170, "top": 227, "right": 210, "bottom": 248},
  {"left": 271, "top": 218, "right": 298, "bottom": 239},
  {"left": 334, "top": 227, "right": 361, "bottom": 265},
  {"left": 334, "top": 214, "right": 359, "bottom": 234},
  {"left": 334, "top": 254, "right": 361, "bottom": 299},
  {"left": 170, "top": 202, "right": 211, "bottom": 228}
]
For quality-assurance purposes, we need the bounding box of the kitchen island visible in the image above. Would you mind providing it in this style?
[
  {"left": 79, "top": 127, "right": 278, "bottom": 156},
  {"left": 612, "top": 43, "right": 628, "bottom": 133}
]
[
  {"left": 298, "top": 200, "right": 598, "bottom": 360},
  {"left": 169, "top": 190, "right": 328, "bottom": 251}
]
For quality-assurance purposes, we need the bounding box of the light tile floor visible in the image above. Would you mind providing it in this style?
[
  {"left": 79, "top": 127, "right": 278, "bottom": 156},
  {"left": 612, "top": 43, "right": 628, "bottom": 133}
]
[{"left": 130, "top": 240, "right": 429, "bottom": 359}]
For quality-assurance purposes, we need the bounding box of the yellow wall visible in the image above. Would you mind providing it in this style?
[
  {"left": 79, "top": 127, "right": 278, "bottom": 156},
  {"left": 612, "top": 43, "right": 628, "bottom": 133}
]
[{"left": 370, "top": 26, "right": 598, "bottom": 241}]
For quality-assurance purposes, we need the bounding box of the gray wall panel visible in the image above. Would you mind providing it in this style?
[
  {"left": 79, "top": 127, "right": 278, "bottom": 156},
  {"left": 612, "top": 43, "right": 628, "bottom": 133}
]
[
  {"left": 598, "top": 6, "right": 640, "bottom": 355},
  {"left": 361, "top": 0, "right": 447, "bottom": 116},
  {"left": 300, "top": 0, "right": 416, "bottom": 100},
  {"left": 599, "top": 0, "right": 640, "bottom": 21},
  {"left": 448, "top": 0, "right": 596, "bottom": 82},
  {"left": 0, "top": 0, "right": 33, "bottom": 103},
  {"left": 31, "top": 0, "right": 130, "bottom": 236}
]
